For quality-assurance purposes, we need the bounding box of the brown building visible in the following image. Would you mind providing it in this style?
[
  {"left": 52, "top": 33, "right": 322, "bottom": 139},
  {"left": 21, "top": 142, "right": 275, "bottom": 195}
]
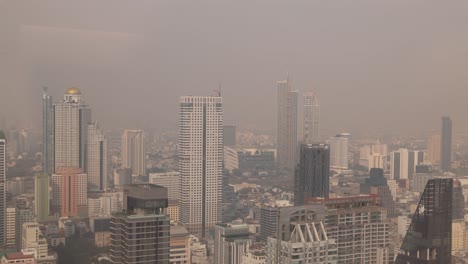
[
  {"left": 52, "top": 167, "right": 87, "bottom": 217},
  {"left": 170, "top": 225, "right": 191, "bottom": 264},
  {"left": 427, "top": 134, "right": 441, "bottom": 165}
]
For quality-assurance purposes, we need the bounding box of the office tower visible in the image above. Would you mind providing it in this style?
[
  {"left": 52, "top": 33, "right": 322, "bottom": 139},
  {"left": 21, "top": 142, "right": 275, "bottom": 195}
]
[
  {"left": 34, "top": 174, "right": 50, "bottom": 222},
  {"left": 88, "top": 192, "right": 122, "bottom": 217},
  {"left": 294, "top": 144, "right": 330, "bottom": 206},
  {"left": 148, "top": 171, "right": 180, "bottom": 201},
  {"left": 121, "top": 130, "right": 146, "bottom": 177},
  {"left": 238, "top": 149, "right": 276, "bottom": 173},
  {"left": 259, "top": 206, "right": 279, "bottom": 242},
  {"left": 390, "top": 149, "right": 408, "bottom": 180},
  {"left": 86, "top": 121, "right": 107, "bottom": 191},
  {"left": 452, "top": 180, "right": 465, "bottom": 221},
  {"left": 391, "top": 149, "right": 424, "bottom": 181},
  {"left": 214, "top": 220, "right": 251, "bottom": 264},
  {"left": 395, "top": 178, "right": 452, "bottom": 263},
  {"left": 5, "top": 207, "right": 15, "bottom": 248},
  {"left": 42, "top": 87, "right": 55, "bottom": 175},
  {"left": 51, "top": 167, "right": 87, "bottom": 217},
  {"left": 440, "top": 116, "right": 452, "bottom": 171},
  {"left": 15, "top": 200, "right": 32, "bottom": 250},
  {"left": 0, "top": 132, "right": 6, "bottom": 247},
  {"left": 114, "top": 168, "right": 132, "bottom": 187},
  {"left": 110, "top": 184, "right": 170, "bottom": 264},
  {"left": 276, "top": 77, "right": 298, "bottom": 171},
  {"left": 328, "top": 133, "right": 350, "bottom": 170},
  {"left": 21, "top": 222, "right": 55, "bottom": 262},
  {"left": 266, "top": 221, "right": 337, "bottom": 264},
  {"left": 223, "top": 125, "right": 236, "bottom": 147},
  {"left": 310, "top": 195, "right": 393, "bottom": 264},
  {"left": 427, "top": 134, "right": 441, "bottom": 165},
  {"left": 179, "top": 96, "right": 223, "bottom": 237},
  {"left": 170, "top": 225, "right": 191, "bottom": 264},
  {"left": 54, "top": 87, "right": 91, "bottom": 171},
  {"left": 303, "top": 92, "right": 319, "bottom": 144}
]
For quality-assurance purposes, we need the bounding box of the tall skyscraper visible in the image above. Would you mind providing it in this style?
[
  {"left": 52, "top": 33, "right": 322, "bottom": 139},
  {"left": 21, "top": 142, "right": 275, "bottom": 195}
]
[
  {"left": 15, "top": 199, "right": 32, "bottom": 250},
  {"left": 34, "top": 174, "right": 50, "bottom": 222},
  {"left": 294, "top": 144, "right": 330, "bottom": 206},
  {"left": 276, "top": 77, "right": 298, "bottom": 171},
  {"left": 303, "top": 92, "right": 319, "bottom": 144},
  {"left": 0, "top": 132, "right": 6, "bottom": 247},
  {"left": 42, "top": 87, "right": 54, "bottom": 175},
  {"left": 427, "top": 134, "right": 441, "bottom": 165},
  {"left": 86, "top": 121, "right": 107, "bottom": 191},
  {"left": 440, "top": 116, "right": 452, "bottom": 172},
  {"left": 148, "top": 171, "right": 180, "bottom": 201},
  {"left": 121, "top": 130, "right": 146, "bottom": 177},
  {"left": 54, "top": 87, "right": 91, "bottom": 172},
  {"left": 5, "top": 207, "right": 15, "bottom": 248},
  {"left": 110, "top": 184, "right": 170, "bottom": 264},
  {"left": 328, "top": 133, "right": 350, "bottom": 170},
  {"left": 51, "top": 167, "right": 87, "bottom": 217},
  {"left": 179, "top": 95, "right": 223, "bottom": 237},
  {"left": 214, "top": 220, "right": 251, "bottom": 264},
  {"left": 395, "top": 178, "right": 452, "bottom": 263}
]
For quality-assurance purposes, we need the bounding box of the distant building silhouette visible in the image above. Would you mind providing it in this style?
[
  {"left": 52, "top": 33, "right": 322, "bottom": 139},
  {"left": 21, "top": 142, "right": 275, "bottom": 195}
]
[
  {"left": 276, "top": 76, "right": 298, "bottom": 171},
  {"left": 303, "top": 92, "right": 319, "bottom": 143},
  {"left": 440, "top": 116, "right": 452, "bottom": 171}
]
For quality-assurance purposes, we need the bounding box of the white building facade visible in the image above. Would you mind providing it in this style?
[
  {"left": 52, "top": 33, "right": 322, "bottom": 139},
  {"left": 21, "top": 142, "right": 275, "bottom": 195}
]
[{"left": 179, "top": 95, "right": 223, "bottom": 237}]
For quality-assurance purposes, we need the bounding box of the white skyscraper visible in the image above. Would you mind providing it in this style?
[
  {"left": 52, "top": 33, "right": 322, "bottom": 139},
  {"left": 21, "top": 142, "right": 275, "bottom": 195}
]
[
  {"left": 0, "top": 133, "right": 6, "bottom": 247},
  {"left": 121, "top": 130, "right": 146, "bottom": 177},
  {"left": 328, "top": 133, "right": 350, "bottom": 170},
  {"left": 86, "top": 121, "right": 107, "bottom": 191},
  {"left": 277, "top": 77, "right": 298, "bottom": 171},
  {"left": 54, "top": 87, "right": 91, "bottom": 172},
  {"left": 303, "top": 92, "right": 319, "bottom": 144},
  {"left": 179, "top": 95, "right": 223, "bottom": 237}
]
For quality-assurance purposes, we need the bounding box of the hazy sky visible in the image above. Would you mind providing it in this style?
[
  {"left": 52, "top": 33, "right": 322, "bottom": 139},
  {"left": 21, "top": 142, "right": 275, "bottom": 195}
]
[{"left": 1, "top": 0, "right": 468, "bottom": 137}]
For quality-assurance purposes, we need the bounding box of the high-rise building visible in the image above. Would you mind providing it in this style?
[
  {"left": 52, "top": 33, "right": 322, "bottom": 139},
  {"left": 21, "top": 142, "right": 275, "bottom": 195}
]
[
  {"left": 121, "top": 130, "right": 146, "bottom": 177},
  {"left": 223, "top": 125, "right": 236, "bottom": 147},
  {"left": 54, "top": 87, "right": 91, "bottom": 172},
  {"left": 110, "top": 184, "right": 170, "bottom": 264},
  {"left": 0, "top": 132, "right": 6, "bottom": 247},
  {"left": 34, "top": 174, "right": 50, "bottom": 222},
  {"left": 452, "top": 180, "right": 465, "bottom": 221},
  {"left": 51, "top": 167, "right": 87, "bottom": 217},
  {"left": 294, "top": 144, "right": 330, "bottom": 206},
  {"left": 15, "top": 200, "right": 32, "bottom": 250},
  {"left": 303, "top": 92, "right": 319, "bottom": 144},
  {"left": 390, "top": 149, "right": 424, "bottom": 181},
  {"left": 179, "top": 96, "right": 223, "bottom": 237},
  {"left": 5, "top": 207, "right": 15, "bottom": 248},
  {"left": 328, "top": 133, "right": 350, "bottom": 170},
  {"left": 427, "top": 134, "right": 441, "bottom": 165},
  {"left": 276, "top": 77, "right": 298, "bottom": 171},
  {"left": 224, "top": 146, "right": 239, "bottom": 172},
  {"left": 395, "top": 178, "right": 453, "bottom": 263},
  {"left": 440, "top": 116, "right": 452, "bottom": 171},
  {"left": 42, "top": 87, "right": 55, "bottom": 175},
  {"left": 214, "top": 220, "right": 251, "bottom": 264},
  {"left": 361, "top": 168, "right": 397, "bottom": 217},
  {"left": 148, "top": 171, "right": 180, "bottom": 201},
  {"left": 310, "top": 195, "right": 393, "bottom": 264},
  {"left": 266, "top": 221, "right": 337, "bottom": 264},
  {"left": 86, "top": 121, "right": 107, "bottom": 191}
]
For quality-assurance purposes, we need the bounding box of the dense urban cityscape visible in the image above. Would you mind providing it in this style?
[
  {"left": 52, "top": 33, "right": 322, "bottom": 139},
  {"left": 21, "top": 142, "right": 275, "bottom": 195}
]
[
  {"left": 0, "top": 81, "right": 466, "bottom": 264},
  {"left": 2, "top": 1, "right": 468, "bottom": 264}
]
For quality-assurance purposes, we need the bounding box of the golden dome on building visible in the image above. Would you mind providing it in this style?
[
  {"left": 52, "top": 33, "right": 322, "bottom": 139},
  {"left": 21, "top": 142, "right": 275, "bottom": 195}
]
[{"left": 65, "top": 87, "right": 81, "bottom": 95}]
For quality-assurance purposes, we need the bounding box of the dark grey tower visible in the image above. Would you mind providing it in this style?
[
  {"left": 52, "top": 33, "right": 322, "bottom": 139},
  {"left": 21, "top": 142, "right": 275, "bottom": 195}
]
[
  {"left": 440, "top": 116, "right": 452, "bottom": 172},
  {"left": 42, "top": 87, "right": 54, "bottom": 174},
  {"left": 294, "top": 144, "right": 330, "bottom": 206},
  {"left": 395, "top": 178, "right": 452, "bottom": 264}
]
